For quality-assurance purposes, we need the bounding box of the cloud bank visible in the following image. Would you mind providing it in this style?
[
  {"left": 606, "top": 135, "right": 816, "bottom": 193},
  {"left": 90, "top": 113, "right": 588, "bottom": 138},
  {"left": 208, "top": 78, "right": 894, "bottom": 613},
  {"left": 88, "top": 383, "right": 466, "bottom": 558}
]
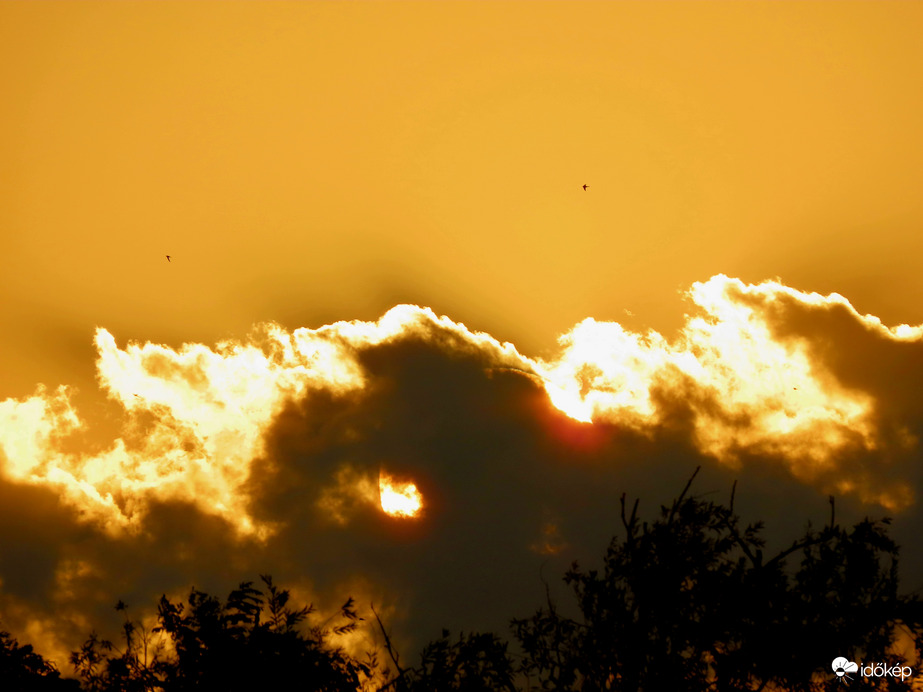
[{"left": 1, "top": 275, "right": 922, "bottom": 666}]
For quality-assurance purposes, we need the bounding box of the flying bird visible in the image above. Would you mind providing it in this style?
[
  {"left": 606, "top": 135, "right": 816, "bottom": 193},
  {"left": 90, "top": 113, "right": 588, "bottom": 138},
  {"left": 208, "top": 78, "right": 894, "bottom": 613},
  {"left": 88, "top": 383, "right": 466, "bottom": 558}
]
[
  {"left": 582, "top": 184, "right": 589, "bottom": 191},
  {"left": 166, "top": 255, "right": 171, "bottom": 262}
]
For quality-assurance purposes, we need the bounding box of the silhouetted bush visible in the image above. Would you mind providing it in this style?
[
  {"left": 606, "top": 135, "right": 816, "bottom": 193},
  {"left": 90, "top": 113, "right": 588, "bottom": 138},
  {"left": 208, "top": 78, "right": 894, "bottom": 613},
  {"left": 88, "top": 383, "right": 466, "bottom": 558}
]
[
  {"left": 0, "top": 626, "right": 79, "bottom": 691},
  {"left": 390, "top": 630, "right": 516, "bottom": 692},
  {"left": 71, "top": 575, "right": 378, "bottom": 692},
  {"left": 511, "top": 470, "right": 923, "bottom": 691},
  {"left": 0, "top": 470, "right": 916, "bottom": 691}
]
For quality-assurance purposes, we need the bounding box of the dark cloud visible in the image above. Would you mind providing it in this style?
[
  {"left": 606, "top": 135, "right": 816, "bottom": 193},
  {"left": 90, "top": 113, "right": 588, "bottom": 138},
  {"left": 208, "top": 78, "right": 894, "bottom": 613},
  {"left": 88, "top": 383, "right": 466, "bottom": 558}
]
[{"left": 1, "top": 277, "right": 922, "bottom": 667}]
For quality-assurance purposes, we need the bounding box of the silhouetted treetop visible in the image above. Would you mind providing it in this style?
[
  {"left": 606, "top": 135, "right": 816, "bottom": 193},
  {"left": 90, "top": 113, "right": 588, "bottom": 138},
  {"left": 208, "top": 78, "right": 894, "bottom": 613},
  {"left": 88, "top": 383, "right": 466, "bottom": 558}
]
[
  {"left": 1, "top": 626, "right": 79, "bottom": 691},
  {"left": 512, "top": 469, "right": 923, "bottom": 691},
  {"left": 386, "top": 630, "right": 516, "bottom": 692},
  {"left": 71, "top": 575, "right": 379, "bottom": 692},
  {"left": 12, "top": 468, "right": 914, "bottom": 691}
]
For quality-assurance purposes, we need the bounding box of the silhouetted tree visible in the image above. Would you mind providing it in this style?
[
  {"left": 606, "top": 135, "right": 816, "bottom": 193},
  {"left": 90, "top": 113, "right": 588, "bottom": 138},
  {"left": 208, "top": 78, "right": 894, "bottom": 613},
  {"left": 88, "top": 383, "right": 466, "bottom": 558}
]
[
  {"left": 387, "top": 630, "right": 517, "bottom": 692},
  {"left": 72, "top": 575, "right": 379, "bottom": 692},
  {"left": 512, "top": 469, "right": 923, "bottom": 691},
  {"left": 55, "top": 471, "right": 923, "bottom": 691},
  {"left": 71, "top": 599, "right": 168, "bottom": 692},
  {"left": 0, "top": 625, "right": 79, "bottom": 691}
]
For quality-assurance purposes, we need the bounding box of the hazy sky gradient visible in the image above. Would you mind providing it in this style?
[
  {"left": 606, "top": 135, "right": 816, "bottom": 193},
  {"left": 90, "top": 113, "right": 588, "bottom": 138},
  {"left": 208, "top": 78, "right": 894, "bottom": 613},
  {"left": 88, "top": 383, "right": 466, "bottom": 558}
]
[{"left": 3, "top": 2, "right": 923, "bottom": 395}]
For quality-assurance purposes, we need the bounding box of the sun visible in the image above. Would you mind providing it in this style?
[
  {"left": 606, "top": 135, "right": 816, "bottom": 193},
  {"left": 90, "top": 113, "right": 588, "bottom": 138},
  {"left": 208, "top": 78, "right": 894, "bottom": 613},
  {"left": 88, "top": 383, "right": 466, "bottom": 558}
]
[{"left": 379, "top": 473, "right": 423, "bottom": 518}]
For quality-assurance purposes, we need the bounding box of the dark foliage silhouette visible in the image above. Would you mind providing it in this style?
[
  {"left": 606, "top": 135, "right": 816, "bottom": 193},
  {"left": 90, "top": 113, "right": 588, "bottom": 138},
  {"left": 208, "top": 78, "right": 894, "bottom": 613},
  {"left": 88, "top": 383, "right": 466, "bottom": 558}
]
[
  {"left": 0, "top": 626, "right": 79, "bottom": 691},
  {"left": 382, "top": 629, "right": 516, "bottom": 692},
  {"left": 512, "top": 469, "right": 923, "bottom": 691},
  {"left": 71, "top": 575, "right": 378, "bottom": 692},
  {"left": 2, "top": 470, "right": 920, "bottom": 691}
]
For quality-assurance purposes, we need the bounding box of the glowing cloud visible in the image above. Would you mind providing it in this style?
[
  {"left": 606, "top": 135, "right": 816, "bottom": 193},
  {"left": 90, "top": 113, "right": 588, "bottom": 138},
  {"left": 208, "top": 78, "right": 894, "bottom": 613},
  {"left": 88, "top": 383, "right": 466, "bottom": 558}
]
[
  {"left": 2, "top": 274, "right": 923, "bottom": 668},
  {"left": 533, "top": 275, "right": 901, "bottom": 504},
  {"left": 0, "top": 274, "right": 920, "bottom": 547},
  {"left": 379, "top": 474, "right": 423, "bottom": 519},
  {"left": 539, "top": 275, "right": 875, "bottom": 446},
  {"left": 0, "top": 306, "right": 530, "bottom": 537}
]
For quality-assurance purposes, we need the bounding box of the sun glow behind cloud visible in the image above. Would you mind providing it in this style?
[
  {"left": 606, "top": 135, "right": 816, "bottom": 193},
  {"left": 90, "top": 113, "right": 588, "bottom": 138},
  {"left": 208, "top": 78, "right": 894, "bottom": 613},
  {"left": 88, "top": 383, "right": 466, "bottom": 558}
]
[
  {"left": 0, "top": 306, "right": 531, "bottom": 537},
  {"left": 540, "top": 276, "right": 877, "bottom": 470},
  {"left": 379, "top": 474, "right": 423, "bottom": 519},
  {"left": 0, "top": 274, "right": 919, "bottom": 547}
]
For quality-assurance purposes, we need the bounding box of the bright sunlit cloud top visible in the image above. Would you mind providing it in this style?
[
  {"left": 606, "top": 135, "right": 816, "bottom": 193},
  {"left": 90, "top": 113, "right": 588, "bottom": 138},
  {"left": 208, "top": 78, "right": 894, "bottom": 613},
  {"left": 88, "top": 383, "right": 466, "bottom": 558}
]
[{"left": 0, "top": 275, "right": 920, "bottom": 546}]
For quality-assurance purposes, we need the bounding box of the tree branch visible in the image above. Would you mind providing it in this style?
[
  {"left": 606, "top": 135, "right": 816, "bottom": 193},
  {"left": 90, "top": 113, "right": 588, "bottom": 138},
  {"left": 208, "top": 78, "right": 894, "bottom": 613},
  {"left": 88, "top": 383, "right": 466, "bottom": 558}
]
[
  {"left": 669, "top": 465, "right": 701, "bottom": 524},
  {"left": 371, "top": 603, "right": 407, "bottom": 686}
]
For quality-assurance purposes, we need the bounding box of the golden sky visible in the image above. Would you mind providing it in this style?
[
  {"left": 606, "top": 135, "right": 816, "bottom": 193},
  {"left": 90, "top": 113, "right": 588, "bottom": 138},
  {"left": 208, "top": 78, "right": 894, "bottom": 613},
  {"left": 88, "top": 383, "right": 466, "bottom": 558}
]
[
  {"left": 3, "top": 1, "right": 923, "bottom": 396},
  {"left": 3, "top": 0, "right": 923, "bottom": 673}
]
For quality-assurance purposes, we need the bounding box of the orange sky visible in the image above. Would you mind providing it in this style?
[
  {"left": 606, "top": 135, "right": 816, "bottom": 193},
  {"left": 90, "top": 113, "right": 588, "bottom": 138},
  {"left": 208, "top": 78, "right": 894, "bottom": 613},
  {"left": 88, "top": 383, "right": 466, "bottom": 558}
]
[
  {"left": 5, "top": 3, "right": 923, "bottom": 670},
  {"left": 3, "top": 1, "right": 923, "bottom": 400}
]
